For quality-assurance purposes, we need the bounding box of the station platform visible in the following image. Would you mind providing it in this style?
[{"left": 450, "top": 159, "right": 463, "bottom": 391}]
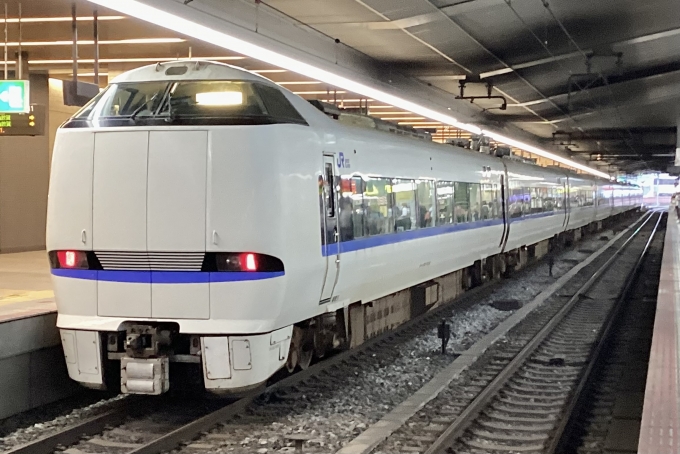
[
  {"left": 0, "top": 251, "right": 76, "bottom": 420},
  {"left": 638, "top": 209, "right": 680, "bottom": 454}
]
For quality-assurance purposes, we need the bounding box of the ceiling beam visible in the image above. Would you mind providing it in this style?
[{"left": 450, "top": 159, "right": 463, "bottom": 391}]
[
  {"left": 478, "top": 26, "right": 680, "bottom": 77},
  {"left": 555, "top": 127, "right": 676, "bottom": 139}
]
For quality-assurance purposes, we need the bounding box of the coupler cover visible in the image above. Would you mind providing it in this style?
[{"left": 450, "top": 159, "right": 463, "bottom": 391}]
[{"left": 121, "top": 357, "right": 170, "bottom": 395}]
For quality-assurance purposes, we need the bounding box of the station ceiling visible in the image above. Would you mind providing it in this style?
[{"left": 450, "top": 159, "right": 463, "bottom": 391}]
[{"left": 15, "top": 0, "right": 680, "bottom": 173}]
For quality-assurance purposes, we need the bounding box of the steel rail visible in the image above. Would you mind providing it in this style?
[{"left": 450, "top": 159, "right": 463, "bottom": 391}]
[
  {"left": 3, "top": 398, "right": 139, "bottom": 454},
  {"left": 423, "top": 210, "right": 658, "bottom": 454},
  {"left": 546, "top": 210, "right": 664, "bottom": 454}
]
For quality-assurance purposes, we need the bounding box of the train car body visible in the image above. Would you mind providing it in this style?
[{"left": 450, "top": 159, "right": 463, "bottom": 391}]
[{"left": 47, "top": 61, "right": 642, "bottom": 395}]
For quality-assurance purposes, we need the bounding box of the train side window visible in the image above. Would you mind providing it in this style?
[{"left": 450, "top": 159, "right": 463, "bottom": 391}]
[
  {"left": 454, "top": 182, "right": 470, "bottom": 223},
  {"left": 253, "top": 84, "right": 306, "bottom": 123},
  {"left": 324, "top": 163, "right": 335, "bottom": 218},
  {"left": 530, "top": 188, "right": 544, "bottom": 214},
  {"left": 468, "top": 183, "right": 481, "bottom": 221},
  {"left": 416, "top": 180, "right": 435, "bottom": 228},
  {"left": 481, "top": 184, "right": 495, "bottom": 220},
  {"left": 339, "top": 176, "right": 365, "bottom": 242},
  {"left": 364, "top": 177, "right": 394, "bottom": 236},
  {"left": 584, "top": 189, "right": 595, "bottom": 206},
  {"left": 543, "top": 188, "right": 555, "bottom": 213},
  {"left": 392, "top": 179, "right": 416, "bottom": 231},
  {"left": 436, "top": 181, "right": 454, "bottom": 225},
  {"left": 509, "top": 187, "right": 523, "bottom": 218}
]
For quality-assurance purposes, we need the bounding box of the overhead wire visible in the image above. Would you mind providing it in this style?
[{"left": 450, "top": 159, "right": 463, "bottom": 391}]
[
  {"left": 505, "top": 0, "right": 642, "bottom": 173},
  {"left": 537, "top": 0, "right": 649, "bottom": 171}
]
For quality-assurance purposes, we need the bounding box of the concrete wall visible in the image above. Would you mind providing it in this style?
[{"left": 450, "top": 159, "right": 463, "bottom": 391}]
[
  {"left": 0, "top": 74, "right": 50, "bottom": 253},
  {"left": 0, "top": 76, "right": 79, "bottom": 253},
  {"left": 0, "top": 313, "right": 78, "bottom": 420}
]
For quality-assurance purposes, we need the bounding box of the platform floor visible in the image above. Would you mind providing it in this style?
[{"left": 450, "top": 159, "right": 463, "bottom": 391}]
[
  {"left": 0, "top": 251, "right": 55, "bottom": 323},
  {"left": 638, "top": 210, "right": 680, "bottom": 454}
]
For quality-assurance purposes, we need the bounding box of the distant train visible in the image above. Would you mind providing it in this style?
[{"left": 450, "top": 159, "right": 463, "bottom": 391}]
[{"left": 46, "top": 61, "right": 642, "bottom": 395}]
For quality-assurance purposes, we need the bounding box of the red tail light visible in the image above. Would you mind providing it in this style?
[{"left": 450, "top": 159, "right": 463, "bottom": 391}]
[
  {"left": 242, "top": 253, "right": 257, "bottom": 271},
  {"left": 56, "top": 250, "right": 89, "bottom": 269},
  {"left": 213, "top": 252, "right": 283, "bottom": 272}
]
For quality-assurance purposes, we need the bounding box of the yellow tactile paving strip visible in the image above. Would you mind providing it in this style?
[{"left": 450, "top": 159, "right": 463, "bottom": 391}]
[
  {"left": 0, "top": 251, "right": 57, "bottom": 323},
  {"left": 0, "top": 289, "right": 55, "bottom": 305}
]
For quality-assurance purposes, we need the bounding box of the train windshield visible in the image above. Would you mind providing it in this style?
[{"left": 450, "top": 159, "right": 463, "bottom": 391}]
[{"left": 70, "top": 80, "right": 307, "bottom": 127}]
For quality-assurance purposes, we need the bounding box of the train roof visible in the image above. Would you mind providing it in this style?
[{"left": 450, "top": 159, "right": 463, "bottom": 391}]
[
  {"left": 110, "top": 60, "right": 270, "bottom": 84},
  {"left": 108, "top": 60, "right": 625, "bottom": 185}
]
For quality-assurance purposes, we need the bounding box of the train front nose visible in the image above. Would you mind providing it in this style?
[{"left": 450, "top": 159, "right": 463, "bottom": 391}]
[{"left": 92, "top": 130, "right": 210, "bottom": 320}]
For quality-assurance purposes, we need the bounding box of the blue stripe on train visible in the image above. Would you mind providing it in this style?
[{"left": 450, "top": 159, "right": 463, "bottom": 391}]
[
  {"left": 323, "top": 210, "right": 559, "bottom": 256},
  {"left": 51, "top": 269, "right": 285, "bottom": 283}
]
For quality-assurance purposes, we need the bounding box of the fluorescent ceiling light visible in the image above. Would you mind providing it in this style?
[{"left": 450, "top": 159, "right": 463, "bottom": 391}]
[
  {"left": 9, "top": 38, "right": 184, "bottom": 46},
  {"left": 251, "top": 69, "right": 287, "bottom": 73},
  {"left": 294, "top": 90, "right": 346, "bottom": 95},
  {"left": 277, "top": 81, "right": 321, "bottom": 85},
  {"left": 507, "top": 99, "right": 549, "bottom": 108},
  {"left": 86, "top": 0, "right": 610, "bottom": 179},
  {"left": 419, "top": 75, "right": 467, "bottom": 81},
  {"left": 320, "top": 98, "right": 374, "bottom": 103},
  {"left": 0, "top": 15, "right": 125, "bottom": 23},
  {"left": 381, "top": 117, "right": 425, "bottom": 121},
  {"left": 480, "top": 68, "right": 514, "bottom": 79},
  {"left": 398, "top": 121, "right": 442, "bottom": 125},
  {"left": 482, "top": 130, "right": 610, "bottom": 178},
  {"left": 371, "top": 111, "right": 415, "bottom": 115},
  {"left": 27, "top": 56, "right": 245, "bottom": 65}
]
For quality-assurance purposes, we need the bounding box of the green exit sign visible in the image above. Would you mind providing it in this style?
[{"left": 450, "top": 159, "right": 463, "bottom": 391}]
[{"left": 0, "top": 80, "right": 29, "bottom": 113}]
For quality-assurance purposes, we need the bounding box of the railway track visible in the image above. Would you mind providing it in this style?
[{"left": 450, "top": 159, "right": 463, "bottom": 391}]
[
  {"left": 374, "top": 210, "right": 664, "bottom": 454},
  {"left": 1, "top": 214, "right": 650, "bottom": 454},
  {"left": 555, "top": 216, "right": 663, "bottom": 454}
]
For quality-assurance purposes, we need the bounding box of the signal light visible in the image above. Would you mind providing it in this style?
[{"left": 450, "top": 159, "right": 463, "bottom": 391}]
[{"left": 55, "top": 250, "right": 89, "bottom": 269}]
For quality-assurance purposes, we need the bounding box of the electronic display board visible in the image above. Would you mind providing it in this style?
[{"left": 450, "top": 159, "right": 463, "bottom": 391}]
[{"left": 0, "top": 104, "right": 45, "bottom": 136}]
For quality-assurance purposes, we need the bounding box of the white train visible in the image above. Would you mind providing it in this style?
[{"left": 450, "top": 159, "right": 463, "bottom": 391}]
[{"left": 46, "top": 61, "right": 642, "bottom": 395}]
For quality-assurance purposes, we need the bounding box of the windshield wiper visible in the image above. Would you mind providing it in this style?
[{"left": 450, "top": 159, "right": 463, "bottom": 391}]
[{"left": 129, "top": 93, "right": 159, "bottom": 122}]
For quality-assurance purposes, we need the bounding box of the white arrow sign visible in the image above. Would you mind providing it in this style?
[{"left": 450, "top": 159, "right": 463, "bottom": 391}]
[{"left": 0, "top": 86, "right": 24, "bottom": 108}]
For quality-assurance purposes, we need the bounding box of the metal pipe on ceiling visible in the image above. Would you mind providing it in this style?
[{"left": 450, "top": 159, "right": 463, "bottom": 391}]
[
  {"left": 93, "top": 9, "right": 99, "bottom": 85},
  {"left": 72, "top": 1, "right": 77, "bottom": 84},
  {"left": 17, "top": 2, "right": 21, "bottom": 79},
  {"left": 3, "top": 3, "right": 7, "bottom": 80}
]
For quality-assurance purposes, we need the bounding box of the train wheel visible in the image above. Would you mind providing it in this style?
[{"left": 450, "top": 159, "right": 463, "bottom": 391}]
[
  {"left": 286, "top": 327, "right": 303, "bottom": 373},
  {"left": 314, "top": 329, "right": 330, "bottom": 359},
  {"left": 299, "top": 342, "right": 314, "bottom": 370}
]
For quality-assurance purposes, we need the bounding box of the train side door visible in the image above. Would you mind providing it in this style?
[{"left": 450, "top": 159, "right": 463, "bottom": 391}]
[
  {"left": 499, "top": 165, "right": 511, "bottom": 252},
  {"left": 320, "top": 154, "right": 340, "bottom": 304},
  {"left": 562, "top": 178, "right": 570, "bottom": 229}
]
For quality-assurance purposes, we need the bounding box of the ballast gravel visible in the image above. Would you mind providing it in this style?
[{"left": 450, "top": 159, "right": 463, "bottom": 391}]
[
  {"left": 181, "top": 233, "right": 614, "bottom": 453},
  {"left": 0, "top": 394, "right": 126, "bottom": 451}
]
